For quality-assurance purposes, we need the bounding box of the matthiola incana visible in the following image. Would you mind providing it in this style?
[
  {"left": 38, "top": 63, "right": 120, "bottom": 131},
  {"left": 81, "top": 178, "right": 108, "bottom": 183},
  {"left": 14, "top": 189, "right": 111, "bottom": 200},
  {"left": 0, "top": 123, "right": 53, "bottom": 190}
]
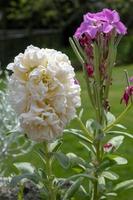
[
  {"left": 68, "top": 8, "right": 133, "bottom": 200},
  {"left": 71, "top": 8, "right": 127, "bottom": 113},
  {"left": 7, "top": 45, "right": 81, "bottom": 142}
]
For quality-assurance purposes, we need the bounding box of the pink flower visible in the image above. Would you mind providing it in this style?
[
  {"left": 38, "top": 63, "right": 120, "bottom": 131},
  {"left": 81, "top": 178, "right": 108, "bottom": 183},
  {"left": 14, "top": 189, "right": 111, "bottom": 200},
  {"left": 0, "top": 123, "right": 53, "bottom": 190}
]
[
  {"left": 129, "top": 76, "right": 133, "bottom": 83},
  {"left": 74, "top": 8, "right": 127, "bottom": 40},
  {"left": 103, "top": 143, "right": 113, "bottom": 152},
  {"left": 121, "top": 86, "right": 133, "bottom": 105}
]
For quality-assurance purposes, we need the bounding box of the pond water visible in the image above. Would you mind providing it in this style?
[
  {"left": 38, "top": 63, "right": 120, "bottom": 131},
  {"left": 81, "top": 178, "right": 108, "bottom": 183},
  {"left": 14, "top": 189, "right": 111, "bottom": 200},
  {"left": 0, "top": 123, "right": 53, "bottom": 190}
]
[{"left": 0, "top": 29, "right": 62, "bottom": 70}]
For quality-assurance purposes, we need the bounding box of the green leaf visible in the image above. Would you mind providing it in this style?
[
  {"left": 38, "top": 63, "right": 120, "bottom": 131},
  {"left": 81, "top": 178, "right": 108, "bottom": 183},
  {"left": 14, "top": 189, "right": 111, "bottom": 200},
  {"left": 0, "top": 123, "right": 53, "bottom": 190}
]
[
  {"left": 63, "top": 177, "right": 84, "bottom": 200},
  {"left": 13, "top": 162, "right": 35, "bottom": 174},
  {"left": 98, "top": 176, "right": 105, "bottom": 185},
  {"left": 107, "top": 155, "right": 127, "bottom": 165},
  {"left": 72, "top": 166, "right": 85, "bottom": 173},
  {"left": 49, "top": 139, "right": 63, "bottom": 152},
  {"left": 89, "top": 119, "right": 102, "bottom": 133},
  {"left": 108, "top": 131, "right": 133, "bottom": 139},
  {"left": 64, "top": 129, "right": 92, "bottom": 143},
  {"left": 106, "top": 112, "right": 116, "bottom": 125},
  {"left": 98, "top": 159, "right": 116, "bottom": 172},
  {"left": 10, "top": 173, "right": 39, "bottom": 187},
  {"left": 54, "top": 152, "right": 70, "bottom": 169},
  {"left": 105, "top": 193, "right": 117, "bottom": 197},
  {"left": 79, "top": 108, "right": 84, "bottom": 119},
  {"left": 98, "top": 176, "right": 106, "bottom": 191},
  {"left": 35, "top": 149, "right": 46, "bottom": 165},
  {"left": 66, "top": 152, "right": 88, "bottom": 168},
  {"left": 37, "top": 168, "right": 47, "bottom": 180},
  {"left": 79, "top": 141, "right": 92, "bottom": 153},
  {"left": 114, "top": 124, "right": 127, "bottom": 130},
  {"left": 114, "top": 179, "right": 133, "bottom": 191},
  {"left": 86, "top": 119, "right": 94, "bottom": 133},
  {"left": 67, "top": 173, "right": 96, "bottom": 182},
  {"left": 102, "top": 171, "right": 119, "bottom": 180}
]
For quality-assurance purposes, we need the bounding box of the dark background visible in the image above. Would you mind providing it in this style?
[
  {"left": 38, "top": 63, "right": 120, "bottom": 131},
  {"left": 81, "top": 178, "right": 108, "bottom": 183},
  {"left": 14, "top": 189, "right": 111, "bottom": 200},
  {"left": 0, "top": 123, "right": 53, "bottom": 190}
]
[{"left": 0, "top": 0, "right": 133, "bottom": 69}]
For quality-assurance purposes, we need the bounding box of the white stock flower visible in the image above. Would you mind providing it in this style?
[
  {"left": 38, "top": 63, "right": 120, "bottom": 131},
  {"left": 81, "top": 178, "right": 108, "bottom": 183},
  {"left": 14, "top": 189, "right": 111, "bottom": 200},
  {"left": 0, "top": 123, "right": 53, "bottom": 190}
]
[{"left": 7, "top": 45, "right": 81, "bottom": 142}]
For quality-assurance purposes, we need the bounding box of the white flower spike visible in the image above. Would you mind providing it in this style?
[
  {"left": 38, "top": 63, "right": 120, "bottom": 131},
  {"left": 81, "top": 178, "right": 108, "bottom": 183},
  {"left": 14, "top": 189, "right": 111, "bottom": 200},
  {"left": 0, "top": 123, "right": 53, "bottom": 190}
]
[{"left": 7, "top": 45, "right": 81, "bottom": 142}]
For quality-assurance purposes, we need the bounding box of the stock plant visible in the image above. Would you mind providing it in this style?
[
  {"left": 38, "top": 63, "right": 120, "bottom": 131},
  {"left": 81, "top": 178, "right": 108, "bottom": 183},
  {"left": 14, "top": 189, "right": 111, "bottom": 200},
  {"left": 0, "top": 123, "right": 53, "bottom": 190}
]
[
  {"left": 3, "top": 8, "right": 133, "bottom": 200},
  {"left": 68, "top": 8, "right": 133, "bottom": 200}
]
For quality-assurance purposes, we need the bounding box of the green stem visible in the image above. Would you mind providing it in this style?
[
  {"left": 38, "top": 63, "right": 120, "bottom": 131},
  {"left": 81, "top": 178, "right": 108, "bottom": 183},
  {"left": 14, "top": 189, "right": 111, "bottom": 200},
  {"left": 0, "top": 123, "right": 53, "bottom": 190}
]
[
  {"left": 18, "top": 184, "right": 24, "bottom": 200},
  {"left": 104, "top": 34, "right": 116, "bottom": 100},
  {"left": 69, "top": 37, "right": 85, "bottom": 66},
  {"left": 104, "top": 103, "right": 132, "bottom": 133},
  {"left": 44, "top": 142, "right": 56, "bottom": 200},
  {"left": 69, "top": 37, "right": 96, "bottom": 108},
  {"left": 93, "top": 42, "right": 100, "bottom": 85},
  {"left": 76, "top": 117, "right": 93, "bottom": 142}
]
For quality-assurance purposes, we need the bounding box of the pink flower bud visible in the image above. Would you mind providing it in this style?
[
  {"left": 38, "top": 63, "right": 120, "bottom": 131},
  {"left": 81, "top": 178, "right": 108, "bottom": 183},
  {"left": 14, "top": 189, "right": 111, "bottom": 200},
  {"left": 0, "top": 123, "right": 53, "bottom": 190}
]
[
  {"left": 103, "top": 142, "right": 113, "bottom": 152},
  {"left": 121, "top": 86, "right": 133, "bottom": 105},
  {"left": 85, "top": 64, "right": 94, "bottom": 77}
]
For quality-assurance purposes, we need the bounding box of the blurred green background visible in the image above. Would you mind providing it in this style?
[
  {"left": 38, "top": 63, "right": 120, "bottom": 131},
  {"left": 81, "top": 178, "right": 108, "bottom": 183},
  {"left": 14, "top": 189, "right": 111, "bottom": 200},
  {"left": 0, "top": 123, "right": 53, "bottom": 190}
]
[{"left": 0, "top": 0, "right": 133, "bottom": 199}]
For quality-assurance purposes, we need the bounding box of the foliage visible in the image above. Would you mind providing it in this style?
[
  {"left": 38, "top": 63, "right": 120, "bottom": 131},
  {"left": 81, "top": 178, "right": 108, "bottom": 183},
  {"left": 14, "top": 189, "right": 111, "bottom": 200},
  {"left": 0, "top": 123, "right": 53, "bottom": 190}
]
[{"left": 0, "top": 75, "right": 35, "bottom": 177}]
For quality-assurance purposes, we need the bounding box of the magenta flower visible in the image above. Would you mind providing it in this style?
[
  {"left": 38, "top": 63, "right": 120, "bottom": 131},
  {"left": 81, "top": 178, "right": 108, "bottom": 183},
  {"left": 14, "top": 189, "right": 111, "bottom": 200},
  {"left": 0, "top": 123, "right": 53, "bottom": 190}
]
[
  {"left": 103, "top": 143, "right": 113, "bottom": 153},
  {"left": 121, "top": 86, "right": 133, "bottom": 105},
  {"left": 129, "top": 76, "right": 133, "bottom": 83},
  {"left": 85, "top": 64, "right": 94, "bottom": 77},
  {"left": 101, "top": 9, "right": 127, "bottom": 34},
  {"left": 74, "top": 8, "right": 127, "bottom": 40}
]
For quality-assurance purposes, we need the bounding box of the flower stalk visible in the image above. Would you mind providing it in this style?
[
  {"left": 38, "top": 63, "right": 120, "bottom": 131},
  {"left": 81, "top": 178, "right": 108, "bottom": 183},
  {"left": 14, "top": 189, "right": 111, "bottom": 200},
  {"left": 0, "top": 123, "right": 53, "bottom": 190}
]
[
  {"left": 44, "top": 142, "right": 56, "bottom": 200},
  {"left": 71, "top": 8, "right": 128, "bottom": 200}
]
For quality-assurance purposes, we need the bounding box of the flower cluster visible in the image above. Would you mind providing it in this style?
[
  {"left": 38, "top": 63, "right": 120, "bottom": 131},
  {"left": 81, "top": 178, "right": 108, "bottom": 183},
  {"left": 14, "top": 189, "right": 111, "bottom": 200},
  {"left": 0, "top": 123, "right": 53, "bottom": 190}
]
[
  {"left": 75, "top": 8, "right": 127, "bottom": 39},
  {"left": 74, "top": 9, "right": 127, "bottom": 79},
  {"left": 7, "top": 45, "right": 81, "bottom": 142},
  {"left": 72, "top": 9, "right": 127, "bottom": 112}
]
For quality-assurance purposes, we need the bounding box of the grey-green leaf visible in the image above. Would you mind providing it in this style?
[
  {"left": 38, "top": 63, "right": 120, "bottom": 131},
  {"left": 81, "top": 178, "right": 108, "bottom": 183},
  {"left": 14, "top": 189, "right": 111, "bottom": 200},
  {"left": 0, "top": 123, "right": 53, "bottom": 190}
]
[
  {"left": 10, "top": 173, "right": 39, "bottom": 187},
  {"left": 106, "top": 112, "right": 116, "bottom": 125},
  {"left": 64, "top": 129, "right": 92, "bottom": 143},
  {"left": 13, "top": 162, "right": 35, "bottom": 174},
  {"left": 114, "top": 179, "right": 133, "bottom": 191},
  {"left": 114, "top": 124, "right": 127, "bottom": 129},
  {"left": 102, "top": 171, "right": 119, "bottom": 180},
  {"left": 105, "top": 193, "right": 117, "bottom": 197},
  {"left": 108, "top": 131, "right": 133, "bottom": 139},
  {"left": 107, "top": 155, "right": 127, "bottom": 165},
  {"left": 63, "top": 177, "right": 84, "bottom": 200},
  {"left": 54, "top": 152, "right": 70, "bottom": 169},
  {"left": 79, "top": 108, "right": 84, "bottom": 119}
]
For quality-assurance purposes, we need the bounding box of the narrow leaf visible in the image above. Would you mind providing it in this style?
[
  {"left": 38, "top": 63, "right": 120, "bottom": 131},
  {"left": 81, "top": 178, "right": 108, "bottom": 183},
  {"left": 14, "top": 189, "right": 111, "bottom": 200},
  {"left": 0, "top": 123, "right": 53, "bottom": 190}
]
[
  {"left": 106, "top": 112, "right": 116, "bottom": 125},
  {"left": 107, "top": 155, "right": 127, "bottom": 165},
  {"left": 114, "top": 179, "right": 133, "bottom": 191},
  {"left": 54, "top": 152, "right": 70, "bottom": 169},
  {"left": 114, "top": 124, "right": 127, "bottom": 129},
  {"left": 10, "top": 173, "right": 39, "bottom": 187},
  {"left": 49, "top": 139, "right": 63, "bottom": 152},
  {"left": 63, "top": 177, "right": 84, "bottom": 200},
  {"left": 102, "top": 171, "right": 119, "bottom": 180},
  {"left": 79, "top": 108, "right": 84, "bottom": 119},
  {"left": 64, "top": 129, "right": 93, "bottom": 143},
  {"left": 108, "top": 130, "right": 133, "bottom": 139},
  {"left": 105, "top": 193, "right": 117, "bottom": 197},
  {"left": 13, "top": 162, "right": 35, "bottom": 174}
]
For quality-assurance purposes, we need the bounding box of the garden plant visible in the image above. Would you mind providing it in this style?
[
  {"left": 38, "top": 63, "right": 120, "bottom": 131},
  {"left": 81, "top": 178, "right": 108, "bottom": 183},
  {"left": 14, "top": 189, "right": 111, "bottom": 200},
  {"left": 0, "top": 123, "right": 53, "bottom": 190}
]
[{"left": 1, "top": 8, "right": 133, "bottom": 200}]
